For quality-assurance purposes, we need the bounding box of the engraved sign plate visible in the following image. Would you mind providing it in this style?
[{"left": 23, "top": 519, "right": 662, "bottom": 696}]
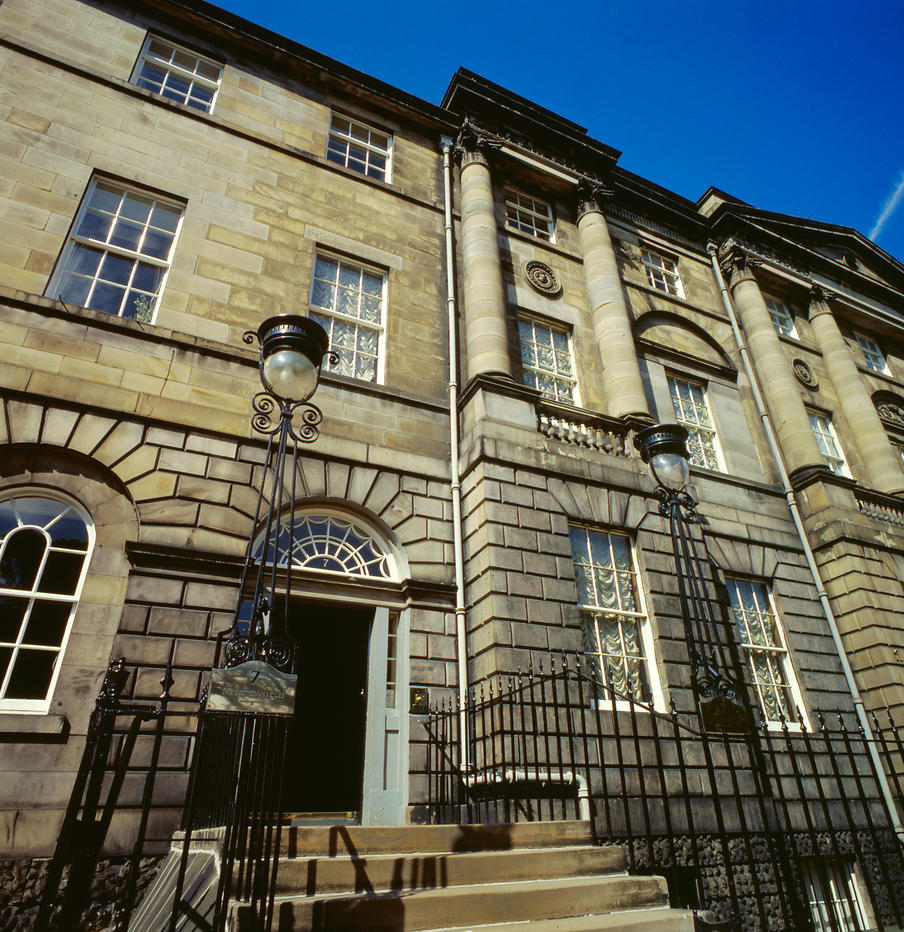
[{"left": 208, "top": 660, "right": 297, "bottom": 714}]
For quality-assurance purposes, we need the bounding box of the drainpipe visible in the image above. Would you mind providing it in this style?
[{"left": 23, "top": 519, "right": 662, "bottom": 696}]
[
  {"left": 441, "top": 135, "right": 470, "bottom": 769},
  {"left": 707, "top": 242, "right": 904, "bottom": 836}
]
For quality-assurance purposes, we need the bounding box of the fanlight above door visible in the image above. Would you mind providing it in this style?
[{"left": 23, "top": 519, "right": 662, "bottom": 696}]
[{"left": 253, "top": 513, "right": 394, "bottom": 579}]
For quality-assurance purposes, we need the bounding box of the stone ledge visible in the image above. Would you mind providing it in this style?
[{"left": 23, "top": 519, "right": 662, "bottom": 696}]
[{"left": 0, "top": 713, "right": 69, "bottom": 742}]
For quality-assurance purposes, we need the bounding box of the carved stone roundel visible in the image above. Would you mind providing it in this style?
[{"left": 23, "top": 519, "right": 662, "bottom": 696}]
[
  {"left": 792, "top": 358, "right": 818, "bottom": 389},
  {"left": 524, "top": 260, "right": 562, "bottom": 296}
]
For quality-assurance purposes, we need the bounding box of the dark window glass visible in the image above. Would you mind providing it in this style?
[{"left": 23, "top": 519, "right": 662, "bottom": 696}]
[
  {"left": 24, "top": 601, "right": 71, "bottom": 647},
  {"left": 6, "top": 650, "right": 56, "bottom": 699},
  {"left": 0, "top": 596, "right": 28, "bottom": 642},
  {"left": 0, "top": 528, "right": 47, "bottom": 591}
]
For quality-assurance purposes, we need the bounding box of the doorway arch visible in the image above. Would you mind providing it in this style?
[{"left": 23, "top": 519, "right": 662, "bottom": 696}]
[{"left": 253, "top": 506, "right": 408, "bottom": 824}]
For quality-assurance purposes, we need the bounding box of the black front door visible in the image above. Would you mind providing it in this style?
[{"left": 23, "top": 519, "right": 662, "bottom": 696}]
[{"left": 283, "top": 601, "right": 371, "bottom": 815}]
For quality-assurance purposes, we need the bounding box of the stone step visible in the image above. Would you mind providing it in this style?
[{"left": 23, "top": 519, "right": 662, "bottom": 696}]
[
  {"left": 278, "top": 820, "right": 594, "bottom": 858},
  {"left": 235, "top": 872, "right": 670, "bottom": 931},
  {"left": 272, "top": 843, "right": 626, "bottom": 896},
  {"left": 423, "top": 905, "right": 696, "bottom": 931}
]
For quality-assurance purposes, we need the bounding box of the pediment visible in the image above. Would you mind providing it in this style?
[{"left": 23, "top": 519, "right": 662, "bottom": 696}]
[{"left": 709, "top": 199, "right": 904, "bottom": 296}]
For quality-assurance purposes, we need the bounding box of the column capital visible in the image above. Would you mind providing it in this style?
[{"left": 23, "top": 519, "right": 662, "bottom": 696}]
[
  {"left": 453, "top": 122, "right": 502, "bottom": 167},
  {"left": 808, "top": 283, "right": 835, "bottom": 319},
  {"left": 719, "top": 246, "right": 761, "bottom": 287},
  {"left": 576, "top": 176, "right": 615, "bottom": 219}
]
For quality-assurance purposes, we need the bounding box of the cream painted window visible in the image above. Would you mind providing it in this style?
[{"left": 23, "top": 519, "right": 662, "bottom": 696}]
[
  {"left": 808, "top": 410, "right": 849, "bottom": 476},
  {"left": 132, "top": 36, "right": 222, "bottom": 112},
  {"left": 505, "top": 188, "right": 554, "bottom": 241},
  {"left": 668, "top": 376, "right": 721, "bottom": 471},
  {"left": 47, "top": 178, "right": 183, "bottom": 322},
  {"left": 309, "top": 253, "right": 385, "bottom": 383},
  {"left": 0, "top": 494, "right": 94, "bottom": 712},
  {"left": 518, "top": 317, "right": 577, "bottom": 404},
  {"left": 726, "top": 578, "right": 804, "bottom": 726},
  {"left": 570, "top": 527, "right": 659, "bottom": 705},
  {"left": 765, "top": 295, "right": 796, "bottom": 338},
  {"left": 802, "top": 859, "right": 870, "bottom": 932},
  {"left": 326, "top": 114, "right": 391, "bottom": 181},
  {"left": 641, "top": 248, "right": 683, "bottom": 297},
  {"left": 854, "top": 331, "right": 889, "bottom": 373}
]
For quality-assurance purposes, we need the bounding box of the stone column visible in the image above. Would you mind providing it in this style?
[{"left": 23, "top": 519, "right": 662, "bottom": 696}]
[
  {"left": 576, "top": 180, "right": 649, "bottom": 420},
  {"left": 724, "top": 251, "right": 825, "bottom": 477},
  {"left": 456, "top": 126, "right": 512, "bottom": 380},
  {"left": 808, "top": 286, "right": 904, "bottom": 495}
]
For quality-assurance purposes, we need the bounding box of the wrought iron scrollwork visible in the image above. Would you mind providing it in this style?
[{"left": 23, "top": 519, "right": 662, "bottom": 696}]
[{"left": 654, "top": 485, "right": 703, "bottom": 523}]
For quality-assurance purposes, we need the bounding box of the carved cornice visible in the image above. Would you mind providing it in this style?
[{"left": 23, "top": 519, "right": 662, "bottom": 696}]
[
  {"left": 452, "top": 121, "right": 502, "bottom": 166},
  {"left": 718, "top": 243, "right": 762, "bottom": 286},
  {"left": 576, "top": 176, "right": 615, "bottom": 218},
  {"left": 718, "top": 235, "right": 809, "bottom": 280}
]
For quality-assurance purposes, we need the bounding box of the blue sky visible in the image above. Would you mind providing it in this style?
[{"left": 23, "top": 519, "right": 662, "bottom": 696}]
[{"left": 215, "top": 0, "right": 904, "bottom": 263}]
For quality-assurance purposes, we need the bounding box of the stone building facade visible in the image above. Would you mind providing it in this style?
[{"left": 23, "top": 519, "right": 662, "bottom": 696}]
[{"left": 2, "top": 0, "right": 904, "bottom": 926}]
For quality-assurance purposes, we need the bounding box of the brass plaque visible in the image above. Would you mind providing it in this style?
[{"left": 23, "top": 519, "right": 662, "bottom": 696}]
[{"left": 208, "top": 660, "right": 297, "bottom": 714}]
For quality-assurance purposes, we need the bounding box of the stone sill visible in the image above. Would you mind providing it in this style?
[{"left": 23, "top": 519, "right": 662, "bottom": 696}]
[{"left": 0, "top": 713, "right": 69, "bottom": 742}]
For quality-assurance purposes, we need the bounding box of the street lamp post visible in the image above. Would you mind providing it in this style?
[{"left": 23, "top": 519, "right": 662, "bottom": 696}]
[
  {"left": 633, "top": 424, "right": 748, "bottom": 733},
  {"left": 170, "top": 315, "right": 333, "bottom": 932}
]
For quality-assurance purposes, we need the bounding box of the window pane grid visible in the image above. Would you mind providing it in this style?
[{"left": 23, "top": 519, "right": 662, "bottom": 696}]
[
  {"left": 727, "top": 578, "right": 799, "bottom": 724},
  {"left": 802, "top": 859, "right": 868, "bottom": 932},
  {"left": 808, "top": 411, "right": 847, "bottom": 474},
  {"left": 326, "top": 114, "right": 391, "bottom": 181},
  {"left": 518, "top": 319, "right": 577, "bottom": 404},
  {"left": 765, "top": 296, "right": 796, "bottom": 337},
  {"left": 854, "top": 332, "right": 888, "bottom": 373},
  {"left": 505, "top": 189, "right": 554, "bottom": 241},
  {"left": 134, "top": 37, "right": 222, "bottom": 113},
  {"left": 310, "top": 254, "right": 384, "bottom": 383},
  {"left": 0, "top": 496, "right": 91, "bottom": 709},
  {"left": 668, "top": 376, "right": 720, "bottom": 470},
  {"left": 51, "top": 180, "right": 182, "bottom": 321},
  {"left": 641, "top": 248, "right": 683, "bottom": 297},
  {"left": 570, "top": 527, "right": 652, "bottom": 703}
]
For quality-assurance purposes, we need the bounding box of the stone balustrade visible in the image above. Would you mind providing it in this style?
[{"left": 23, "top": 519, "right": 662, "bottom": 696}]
[
  {"left": 536, "top": 404, "right": 633, "bottom": 457},
  {"left": 855, "top": 489, "right": 904, "bottom": 529}
]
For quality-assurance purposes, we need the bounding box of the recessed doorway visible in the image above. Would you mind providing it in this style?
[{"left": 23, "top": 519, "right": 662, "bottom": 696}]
[{"left": 283, "top": 601, "right": 372, "bottom": 817}]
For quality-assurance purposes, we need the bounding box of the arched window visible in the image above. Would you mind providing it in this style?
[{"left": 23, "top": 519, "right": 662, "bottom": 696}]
[
  {"left": 254, "top": 513, "right": 394, "bottom": 579},
  {"left": 0, "top": 494, "right": 94, "bottom": 711}
]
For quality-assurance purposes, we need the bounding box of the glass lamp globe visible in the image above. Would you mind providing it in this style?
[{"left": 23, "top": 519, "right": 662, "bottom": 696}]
[
  {"left": 262, "top": 348, "right": 318, "bottom": 402},
  {"left": 650, "top": 451, "right": 689, "bottom": 492},
  {"left": 257, "top": 315, "right": 329, "bottom": 402}
]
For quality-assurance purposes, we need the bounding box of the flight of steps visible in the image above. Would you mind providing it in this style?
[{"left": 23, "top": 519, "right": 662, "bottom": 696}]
[{"left": 233, "top": 820, "right": 694, "bottom": 931}]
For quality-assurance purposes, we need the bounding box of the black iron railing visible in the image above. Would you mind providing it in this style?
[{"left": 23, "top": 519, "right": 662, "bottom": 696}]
[
  {"left": 425, "top": 657, "right": 904, "bottom": 931},
  {"left": 168, "top": 707, "right": 291, "bottom": 932},
  {"left": 36, "top": 657, "right": 175, "bottom": 932}
]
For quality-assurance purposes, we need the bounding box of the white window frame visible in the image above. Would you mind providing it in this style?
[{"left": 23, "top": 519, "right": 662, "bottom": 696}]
[
  {"left": 505, "top": 188, "right": 554, "bottom": 242},
  {"left": 854, "top": 330, "right": 889, "bottom": 374},
  {"left": 46, "top": 177, "right": 184, "bottom": 323},
  {"left": 667, "top": 375, "right": 723, "bottom": 471},
  {"left": 641, "top": 247, "right": 683, "bottom": 297},
  {"left": 518, "top": 316, "right": 579, "bottom": 405},
  {"left": 802, "top": 858, "right": 871, "bottom": 932},
  {"left": 131, "top": 35, "right": 222, "bottom": 113},
  {"left": 0, "top": 493, "right": 95, "bottom": 714},
  {"left": 725, "top": 577, "right": 807, "bottom": 728},
  {"left": 308, "top": 252, "right": 386, "bottom": 384},
  {"left": 764, "top": 295, "right": 797, "bottom": 338},
  {"left": 808, "top": 410, "right": 849, "bottom": 476},
  {"left": 326, "top": 113, "right": 392, "bottom": 182},
  {"left": 569, "top": 526, "right": 663, "bottom": 710}
]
